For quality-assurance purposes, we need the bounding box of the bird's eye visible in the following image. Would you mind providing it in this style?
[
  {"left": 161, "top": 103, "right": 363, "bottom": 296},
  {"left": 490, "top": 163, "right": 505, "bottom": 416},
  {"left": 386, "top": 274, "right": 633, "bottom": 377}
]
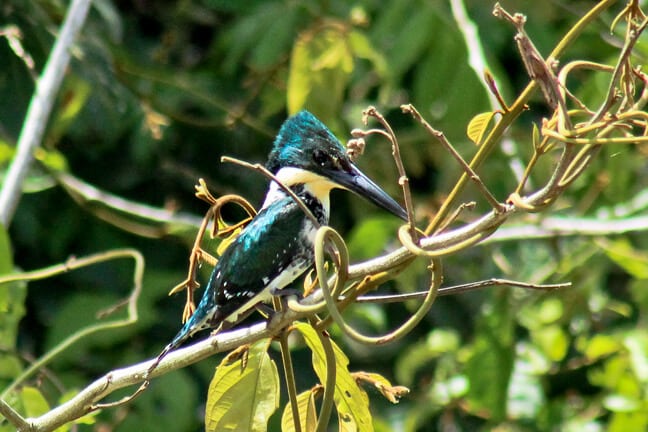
[{"left": 312, "top": 149, "right": 328, "bottom": 166}]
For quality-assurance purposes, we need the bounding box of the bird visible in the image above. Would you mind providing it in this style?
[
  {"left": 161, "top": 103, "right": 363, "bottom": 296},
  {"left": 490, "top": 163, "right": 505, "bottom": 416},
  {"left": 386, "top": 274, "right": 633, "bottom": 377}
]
[{"left": 149, "top": 110, "right": 407, "bottom": 371}]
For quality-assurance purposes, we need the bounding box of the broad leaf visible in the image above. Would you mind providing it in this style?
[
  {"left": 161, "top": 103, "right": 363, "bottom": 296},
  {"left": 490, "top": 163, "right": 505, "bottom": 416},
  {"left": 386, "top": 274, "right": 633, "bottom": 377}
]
[
  {"left": 205, "top": 339, "right": 280, "bottom": 432},
  {"left": 467, "top": 112, "right": 497, "bottom": 145},
  {"left": 287, "top": 22, "right": 353, "bottom": 125},
  {"left": 294, "top": 321, "right": 373, "bottom": 432},
  {"left": 598, "top": 238, "right": 648, "bottom": 280},
  {"left": 281, "top": 389, "right": 318, "bottom": 432},
  {"left": 20, "top": 386, "right": 50, "bottom": 418}
]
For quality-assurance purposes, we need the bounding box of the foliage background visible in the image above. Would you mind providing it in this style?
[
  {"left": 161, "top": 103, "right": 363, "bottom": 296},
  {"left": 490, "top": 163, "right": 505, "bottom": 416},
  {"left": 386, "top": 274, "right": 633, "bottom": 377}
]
[{"left": 2, "top": 0, "right": 648, "bottom": 430}]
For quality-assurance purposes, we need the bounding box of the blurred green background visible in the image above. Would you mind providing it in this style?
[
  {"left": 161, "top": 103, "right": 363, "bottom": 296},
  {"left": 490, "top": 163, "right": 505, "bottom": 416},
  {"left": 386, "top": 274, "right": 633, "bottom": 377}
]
[{"left": 2, "top": 0, "right": 648, "bottom": 430}]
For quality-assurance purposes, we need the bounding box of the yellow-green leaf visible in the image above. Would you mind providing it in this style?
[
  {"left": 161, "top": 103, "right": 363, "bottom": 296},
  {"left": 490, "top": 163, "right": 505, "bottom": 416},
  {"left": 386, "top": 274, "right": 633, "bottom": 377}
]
[
  {"left": 466, "top": 111, "right": 497, "bottom": 146},
  {"left": 531, "top": 324, "right": 568, "bottom": 362},
  {"left": 20, "top": 386, "right": 50, "bottom": 418},
  {"left": 287, "top": 23, "right": 353, "bottom": 122},
  {"left": 532, "top": 122, "right": 541, "bottom": 150},
  {"left": 0, "top": 140, "right": 15, "bottom": 164},
  {"left": 348, "top": 30, "right": 387, "bottom": 77},
  {"left": 281, "top": 389, "right": 318, "bottom": 432},
  {"left": 580, "top": 334, "right": 621, "bottom": 361},
  {"left": 598, "top": 238, "right": 648, "bottom": 279},
  {"left": 205, "top": 339, "right": 280, "bottom": 432},
  {"left": 294, "top": 321, "right": 374, "bottom": 432},
  {"left": 50, "top": 76, "right": 91, "bottom": 143}
]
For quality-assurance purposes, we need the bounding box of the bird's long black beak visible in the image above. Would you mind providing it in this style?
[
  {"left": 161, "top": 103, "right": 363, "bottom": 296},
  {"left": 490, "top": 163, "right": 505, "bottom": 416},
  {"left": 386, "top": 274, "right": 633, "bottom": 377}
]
[{"left": 326, "top": 164, "right": 408, "bottom": 221}]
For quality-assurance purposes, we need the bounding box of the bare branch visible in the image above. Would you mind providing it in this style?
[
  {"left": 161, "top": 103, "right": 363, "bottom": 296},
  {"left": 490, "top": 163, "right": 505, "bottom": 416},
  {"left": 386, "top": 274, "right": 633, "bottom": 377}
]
[{"left": 0, "top": 0, "right": 92, "bottom": 226}]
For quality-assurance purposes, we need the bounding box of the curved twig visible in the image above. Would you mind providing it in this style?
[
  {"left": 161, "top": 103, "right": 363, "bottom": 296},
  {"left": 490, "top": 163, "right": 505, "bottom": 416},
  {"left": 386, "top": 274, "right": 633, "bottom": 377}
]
[
  {"left": 0, "top": 249, "right": 145, "bottom": 401},
  {"left": 313, "top": 226, "right": 441, "bottom": 345}
]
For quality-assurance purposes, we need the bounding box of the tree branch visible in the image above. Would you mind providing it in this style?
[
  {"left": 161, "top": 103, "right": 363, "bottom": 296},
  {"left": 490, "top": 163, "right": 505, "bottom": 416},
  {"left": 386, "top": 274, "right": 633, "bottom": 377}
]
[
  {"left": 0, "top": 0, "right": 92, "bottom": 226},
  {"left": 20, "top": 319, "right": 284, "bottom": 431}
]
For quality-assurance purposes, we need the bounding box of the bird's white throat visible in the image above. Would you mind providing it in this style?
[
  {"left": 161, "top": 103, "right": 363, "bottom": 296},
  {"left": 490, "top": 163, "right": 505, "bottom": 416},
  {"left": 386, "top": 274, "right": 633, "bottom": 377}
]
[{"left": 262, "top": 167, "right": 334, "bottom": 215}]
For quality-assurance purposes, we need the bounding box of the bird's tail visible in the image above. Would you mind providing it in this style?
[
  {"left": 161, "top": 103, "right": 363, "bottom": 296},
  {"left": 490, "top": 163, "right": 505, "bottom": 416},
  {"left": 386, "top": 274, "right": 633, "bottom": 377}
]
[
  {"left": 145, "top": 322, "right": 193, "bottom": 378},
  {"left": 146, "top": 295, "right": 221, "bottom": 378}
]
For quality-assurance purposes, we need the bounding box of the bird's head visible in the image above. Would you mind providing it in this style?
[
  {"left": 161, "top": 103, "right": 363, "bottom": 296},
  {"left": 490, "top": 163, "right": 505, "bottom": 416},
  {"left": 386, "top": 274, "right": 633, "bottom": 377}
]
[{"left": 266, "top": 110, "right": 407, "bottom": 220}]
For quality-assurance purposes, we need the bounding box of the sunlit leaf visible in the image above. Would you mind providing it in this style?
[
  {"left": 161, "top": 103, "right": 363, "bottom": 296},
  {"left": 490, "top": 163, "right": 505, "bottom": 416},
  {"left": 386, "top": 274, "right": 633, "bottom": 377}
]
[
  {"left": 467, "top": 112, "right": 497, "bottom": 145},
  {"left": 281, "top": 389, "right": 318, "bottom": 432},
  {"left": 608, "top": 409, "right": 648, "bottom": 432},
  {"left": 34, "top": 147, "right": 68, "bottom": 172},
  {"left": 20, "top": 386, "right": 49, "bottom": 418},
  {"left": 294, "top": 321, "right": 374, "bottom": 432},
  {"left": 287, "top": 23, "right": 354, "bottom": 124},
  {"left": 430, "top": 375, "right": 469, "bottom": 405},
  {"left": 532, "top": 122, "right": 541, "bottom": 149},
  {"left": 531, "top": 324, "right": 568, "bottom": 362},
  {"left": 395, "top": 328, "right": 460, "bottom": 386},
  {"left": 0, "top": 225, "right": 25, "bottom": 383},
  {"left": 537, "top": 298, "right": 564, "bottom": 324},
  {"left": 50, "top": 76, "right": 92, "bottom": 143},
  {"left": 346, "top": 216, "right": 402, "bottom": 260},
  {"left": 348, "top": 30, "right": 387, "bottom": 77},
  {"left": 604, "top": 394, "right": 641, "bottom": 412},
  {"left": 205, "top": 339, "right": 279, "bottom": 432},
  {"left": 624, "top": 331, "right": 648, "bottom": 383},
  {"left": 598, "top": 238, "right": 648, "bottom": 279},
  {"left": 0, "top": 140, "right": 14, "bottom": 164},
  {"left": 580, "top": 334, "right": 622, "bottom": 361}
]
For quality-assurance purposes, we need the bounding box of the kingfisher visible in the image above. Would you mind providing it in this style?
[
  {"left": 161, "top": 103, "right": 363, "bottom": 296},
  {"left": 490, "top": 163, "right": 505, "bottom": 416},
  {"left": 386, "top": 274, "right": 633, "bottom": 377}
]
[{"left": 150, "top": 110, "right": 407, "bottom": 370}]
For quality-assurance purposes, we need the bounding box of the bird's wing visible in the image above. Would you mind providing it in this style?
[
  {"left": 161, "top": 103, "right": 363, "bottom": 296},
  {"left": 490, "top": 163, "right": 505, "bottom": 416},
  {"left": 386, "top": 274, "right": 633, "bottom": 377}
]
[{"left": 206, "top": 196, "right": 313, "bottom": 318}]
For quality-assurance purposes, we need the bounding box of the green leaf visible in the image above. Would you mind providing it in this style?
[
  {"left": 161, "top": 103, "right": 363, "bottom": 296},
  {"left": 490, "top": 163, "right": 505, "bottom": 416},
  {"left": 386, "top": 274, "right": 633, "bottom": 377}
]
[
  {"left": 281, "top": 389, "right": 318, "bottom": 432},
  {"left": 294, "top": 321, "right": 374, "bottom": 432},
  {"left": 395, "top": 328, "right": 460, "bottom": 386},
  {"left": 249, "top": 6, "right": 299, "bottom": 69},
  {"left": 430, "top": 374, "right": 469, "bottom": 405},
  {"left": 205, "top": 339, "right": 280, "bottom": 432},
  {"left": 464, "top": 291, "right": 515, "bottom": 421},
  {"left": 348, "top": 30, "right": 387, "bottom": 77},
  {"left": 608, "top": 410, "right": 648, "bottom": 432},
  {"left": 603, "top": 394, "right": 641, "bottom": 412},
  {"left": 466, "top": 112, "right": 497, "bottom": 146},
  {"left": 0, "top": 225, "right": 26, "bottom": 383},
  {"left": 579, "top": 334, "right": 621, "bottom": 361},
  {"left": 50, "top": 75, "right": 92, "bottom": 144},
  {"left": 20, "top": 386, "right": 50, "bottom": 418},
  {"left": 381, "top": 4, "right": 435, "bottom": 80},
  {"left": 347, "top": 216, "right": 402, "bottom": 261},
  {"left": 287, "top": 23, "right": 354, "bottom": 124},
  {"left": 0, "top": 140, "right": 15, "bottom": 165},
  {"left": 598, "top": 238, "right": 648, "bottom": 279},
  {"left": 530, "top": 324, "right": 569, "bottom": 362},
  {"left": 624, "top": 331, "right": 648, "bottom": 383},
  {"left": 45, "top": 293, "right": 124, "bottom": 359}
]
